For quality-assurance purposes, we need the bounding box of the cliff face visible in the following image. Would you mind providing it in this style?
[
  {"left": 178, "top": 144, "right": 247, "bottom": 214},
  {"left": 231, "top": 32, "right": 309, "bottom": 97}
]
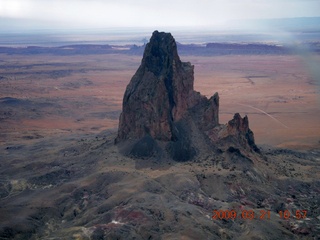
[
  {"left": 115, "top": 31, "right": 257, "bottom": 160},
  {"left": 116, "top": 31, "right": 196, "bottom": 142}
]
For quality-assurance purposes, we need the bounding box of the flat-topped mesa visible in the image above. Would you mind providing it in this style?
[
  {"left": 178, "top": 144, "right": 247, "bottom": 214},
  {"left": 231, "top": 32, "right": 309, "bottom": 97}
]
[{"left": 115, "top": 31, "right": 257, "bottom": 160}]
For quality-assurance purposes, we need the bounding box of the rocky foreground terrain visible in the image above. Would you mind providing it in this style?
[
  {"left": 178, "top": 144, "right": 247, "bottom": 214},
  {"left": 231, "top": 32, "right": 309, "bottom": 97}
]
[
  {"left": 0, "top": 31, "right": 320, "bottom": 239},
  {"left": 1, "top": 129, "right": 320, "bottom": 239}
]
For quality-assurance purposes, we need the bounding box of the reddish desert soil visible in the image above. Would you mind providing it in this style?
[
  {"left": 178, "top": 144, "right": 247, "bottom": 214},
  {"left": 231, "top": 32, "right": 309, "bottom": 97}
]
[{"left": 0, "top": 53, "right": 319, "bottom": 149}]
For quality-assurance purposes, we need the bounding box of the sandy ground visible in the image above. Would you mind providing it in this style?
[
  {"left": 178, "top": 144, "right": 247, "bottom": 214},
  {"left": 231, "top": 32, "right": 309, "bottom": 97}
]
[{"left": 0, "top": 53, "right": 319, "bottom": 149}]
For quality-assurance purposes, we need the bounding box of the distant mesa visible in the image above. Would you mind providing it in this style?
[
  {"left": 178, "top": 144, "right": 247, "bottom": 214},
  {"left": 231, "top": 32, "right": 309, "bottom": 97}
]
[{"left": 115, "top": 30, "right": 258, "bottom": 161}]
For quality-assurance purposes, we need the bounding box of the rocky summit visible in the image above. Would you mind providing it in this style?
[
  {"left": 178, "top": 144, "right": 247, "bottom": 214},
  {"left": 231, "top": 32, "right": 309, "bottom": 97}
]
[{"left": 116, "top": 30, "right": 258, "bottom": 160}]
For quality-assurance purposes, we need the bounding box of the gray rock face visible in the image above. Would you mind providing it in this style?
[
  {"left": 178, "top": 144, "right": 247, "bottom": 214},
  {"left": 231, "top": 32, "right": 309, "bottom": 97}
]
[{"left": 115, "top": 31, "right": 257, "bottom": 160}]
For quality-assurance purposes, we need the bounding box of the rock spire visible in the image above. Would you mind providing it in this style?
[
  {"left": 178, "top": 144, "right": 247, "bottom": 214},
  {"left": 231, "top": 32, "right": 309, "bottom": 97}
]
[{"left": 115, "top": 31, "right": 258, "bottom": 160}]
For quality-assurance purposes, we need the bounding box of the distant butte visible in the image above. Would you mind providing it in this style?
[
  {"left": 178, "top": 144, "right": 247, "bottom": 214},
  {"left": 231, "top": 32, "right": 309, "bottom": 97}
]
[{"left": 116, "top": 31, "right": 259, "bottom": 161}]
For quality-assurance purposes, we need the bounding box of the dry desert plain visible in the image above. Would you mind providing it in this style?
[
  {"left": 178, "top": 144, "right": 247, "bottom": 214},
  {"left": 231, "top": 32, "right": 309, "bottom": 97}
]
[
  {"left": 0, "top": 46, "right": 320, "bottom": 239},
  {"left": 0, "top": 52, "right": 319, "bottom": 149}
]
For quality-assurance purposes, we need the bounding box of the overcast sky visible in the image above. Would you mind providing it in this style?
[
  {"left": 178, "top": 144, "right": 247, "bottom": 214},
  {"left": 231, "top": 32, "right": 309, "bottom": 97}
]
[{"left": 0, "top": 0, "right": 320, "bottom": 31}]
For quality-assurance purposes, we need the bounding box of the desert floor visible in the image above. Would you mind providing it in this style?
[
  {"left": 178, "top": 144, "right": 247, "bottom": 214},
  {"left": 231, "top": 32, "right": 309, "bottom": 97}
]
[{"left": 1, "top": 53, "right": 319, "bottom": 149}]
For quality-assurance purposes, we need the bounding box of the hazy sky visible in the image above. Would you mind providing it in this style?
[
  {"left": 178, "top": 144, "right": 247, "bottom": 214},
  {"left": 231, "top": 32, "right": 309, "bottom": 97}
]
[{"left": 0, "top": 0, "right": 320, "bottom": 31}]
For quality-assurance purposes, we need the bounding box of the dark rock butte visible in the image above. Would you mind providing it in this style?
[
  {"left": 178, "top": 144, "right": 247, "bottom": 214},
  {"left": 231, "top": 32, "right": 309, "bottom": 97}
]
[{"left": 115, "top": 31, "right": 258, "bottom": 160}]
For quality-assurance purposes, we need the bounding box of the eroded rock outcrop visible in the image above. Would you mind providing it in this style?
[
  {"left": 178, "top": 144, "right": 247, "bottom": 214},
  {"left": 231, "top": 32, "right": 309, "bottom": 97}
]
[
  {"left": 216, "top": 113, "right": 259, "bottom": 152},
  {"left": 115, "top": 31, "right": 258, "bottom": 160},
  {"left": 116, "top": 31, "right": 202, "bottom": 143}
]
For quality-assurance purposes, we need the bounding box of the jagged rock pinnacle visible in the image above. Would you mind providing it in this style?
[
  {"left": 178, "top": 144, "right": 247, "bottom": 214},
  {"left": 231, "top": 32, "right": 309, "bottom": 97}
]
[
  {"left": 115, "top": 31, "right": 258, "bottom": 160},
  {"left": 116, "top": 31, "right": 196, "bottom": 142}
]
